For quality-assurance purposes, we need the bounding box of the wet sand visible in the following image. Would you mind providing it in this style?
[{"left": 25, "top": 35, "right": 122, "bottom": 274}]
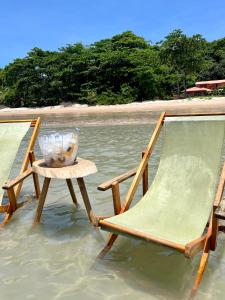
[{"left": 0, "top": 97, "right": 224, "bottom": 120}]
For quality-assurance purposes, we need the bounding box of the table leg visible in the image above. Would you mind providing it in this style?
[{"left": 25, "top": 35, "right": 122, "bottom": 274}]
[
  {"left": 66, "top": 179, "right": 78, "bottom": 206},
  {"left": 77, "top": 177, "right": 94, "bottom": 223},
  {"left": 29, "top": 151, "right": 41, "bottom": 199},
  {"left": 33, "top": 177, "right": 51, "bottom": 224}
]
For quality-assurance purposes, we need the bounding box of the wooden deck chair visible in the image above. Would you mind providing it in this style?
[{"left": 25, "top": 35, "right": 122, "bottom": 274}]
[
  {"left": 96, "top": 112, "right": 225, "bottom": 298},
  {"left": 0, "top": 118, "right": 41, "bottom": 227}
]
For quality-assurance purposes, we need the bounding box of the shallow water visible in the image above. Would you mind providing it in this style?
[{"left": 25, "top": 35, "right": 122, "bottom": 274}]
[{"left": 0, "top": 116, "right": 225, "bottom": 300}]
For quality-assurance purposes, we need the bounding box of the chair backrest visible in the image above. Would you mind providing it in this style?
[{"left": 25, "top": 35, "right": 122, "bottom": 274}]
[
  {"left": 0, "top": 122, "right": 31, "bottom": 203},
  {"left": 139, "top": 115, "right": 225, "bottom": 244}
]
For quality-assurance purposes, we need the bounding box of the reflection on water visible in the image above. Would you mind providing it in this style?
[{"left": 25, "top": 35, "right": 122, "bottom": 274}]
[{"left": 0, "top": 116, "right": 225, "bottom": 300}]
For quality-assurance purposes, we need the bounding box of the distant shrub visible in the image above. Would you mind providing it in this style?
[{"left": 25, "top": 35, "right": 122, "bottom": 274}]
[
  {"left": 79, "top": 88, "right": 98, "bottom": 105},
  {"left": 120, "top": 83, "right": 137, "bottom": 102},
  {"left": 96, "top": 90, "right": 133, "bottom": 105},
  {"left": 212, "top": 87, "right": 225, "bottom": 96},
  {"left": 3, "top": 88, "right": 22, "bottom": 107}
]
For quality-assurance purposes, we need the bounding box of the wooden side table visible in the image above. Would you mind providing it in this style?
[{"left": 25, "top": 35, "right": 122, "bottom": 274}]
[{"left": 32, "top": 157, "right": 97, "bottom": 224}]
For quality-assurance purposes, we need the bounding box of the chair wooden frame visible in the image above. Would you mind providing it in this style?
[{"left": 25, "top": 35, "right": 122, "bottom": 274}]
[
  {"left": 96, "top": 111, "right": 225, "bottom": 298},
  {"left": 0, "top": 118, "right": 41, "bottom": 227}
]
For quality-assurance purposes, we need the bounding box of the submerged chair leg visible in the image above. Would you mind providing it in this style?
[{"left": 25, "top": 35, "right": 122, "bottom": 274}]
[
  {"left": 1, "top": 212, "right": 12, "bottom": 228},
  {"left": 190, "top": 241, "right": 210, "bottom": 299},
  {"left": 0, "top": 187, "right": 17, "bottom": 228},
  {"left": 98, "top": 233, "right": 118, "bottom": 258},
  {"left": 1, "top": 208, "right": 13, "bottom": 228}
]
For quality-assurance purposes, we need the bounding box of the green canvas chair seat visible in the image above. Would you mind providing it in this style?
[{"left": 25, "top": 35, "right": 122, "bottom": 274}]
[
  {"left": 0, "top": 119, "right": 40, "bottom": 226},
  {"left": 97, "top": 113, "right": 225, "bottom": 297},
  {"left": 101, "top": 116, "right": 225, "bottom": 247},
  {"left": 0, "top": 122, "right": 31, "bottom": 204}
]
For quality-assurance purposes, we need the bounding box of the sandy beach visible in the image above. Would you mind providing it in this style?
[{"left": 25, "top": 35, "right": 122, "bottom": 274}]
[{"left": 0, "top": 97, "right": 224, "bottom": 119}]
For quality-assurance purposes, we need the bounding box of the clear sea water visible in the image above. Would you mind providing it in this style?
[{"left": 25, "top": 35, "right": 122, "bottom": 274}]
[{"left": 0, "top": 112, "right": 224, "bottom": 300}]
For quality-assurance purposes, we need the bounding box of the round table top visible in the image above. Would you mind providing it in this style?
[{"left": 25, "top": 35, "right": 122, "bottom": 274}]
[{"left": 32, "top": 157, "right": 97, "bottom": 179}]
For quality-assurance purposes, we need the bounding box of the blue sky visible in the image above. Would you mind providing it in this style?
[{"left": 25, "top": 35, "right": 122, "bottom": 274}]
[{"left": 1, "top": 0, "right": 225, "bottom": 67}]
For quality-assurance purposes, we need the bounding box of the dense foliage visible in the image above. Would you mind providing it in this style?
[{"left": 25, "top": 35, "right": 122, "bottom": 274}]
[{"left": 0, "top": 30, "right": 224, "bottom": 107}]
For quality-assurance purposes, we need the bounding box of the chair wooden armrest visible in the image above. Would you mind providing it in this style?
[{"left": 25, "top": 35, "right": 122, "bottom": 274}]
[
  {"left": 97, "top": 168, "right": 137, "bottom": 191},
  {"left": 96, "top": 168, "right": 137, "bottom": 218},
  {"left": 2, "top": 168, "right": 33, "bottom": 190}
]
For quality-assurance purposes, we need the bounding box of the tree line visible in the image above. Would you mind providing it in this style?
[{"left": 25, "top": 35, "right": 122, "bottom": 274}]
[{"left": 0, "top": 30, "right": 225, "bottom": 107}]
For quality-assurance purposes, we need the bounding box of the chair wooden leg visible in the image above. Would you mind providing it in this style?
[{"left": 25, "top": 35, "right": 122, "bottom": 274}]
[
  {"left": 190, "top": 242, "right": 210, "bottom": 299},
  {"left": 66, "top": 179, "right": 78, "bottom": 206},
  {"left": 0, "top": 187, "right": 18, "bottom": 227},
  {"left": 7, "top": 187, "right": 17, "bottom": 212},
  {"left": 98, "top": 233, "right": 118, "bottom": 258},
  {"left": 210, "top": 216, "right": 218, "bottom": 251},
  {"left": 0, "top": 205, "right": 9, "bottom": 213},
  {"left": 33, "top": 177, "right": 51, "bottom": 224},
  {"left": 77, "top": 177, "right": 94, "bottom": 223},
  {"left": 0, "top": 187, "right": 35, "bottom": 228},
  {"left": 0, "top": 211, "right": 13, "bottom": 228},
  {"left": 0, "top": 198, "right": 33, "bottom": 228}
]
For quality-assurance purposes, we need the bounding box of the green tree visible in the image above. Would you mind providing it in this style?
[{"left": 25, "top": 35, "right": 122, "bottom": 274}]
[
  {"left": 1, "top": 30, "right": 222, "bottom": 108},
  {"left": 199, "top": 37, "right": 225, "bottom": 80},
  {"left": 160, "top": 30, "right": 208, "bottom": 94}
]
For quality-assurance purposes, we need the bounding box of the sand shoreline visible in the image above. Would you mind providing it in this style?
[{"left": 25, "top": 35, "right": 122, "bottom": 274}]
[{"left": 0, "top": 97, "right": 224, "bottom": 119}]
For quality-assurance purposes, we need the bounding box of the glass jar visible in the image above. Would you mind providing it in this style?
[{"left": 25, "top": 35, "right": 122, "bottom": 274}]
[{"left": 38, "top": 128, "right": 80, "bottom": 167}]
